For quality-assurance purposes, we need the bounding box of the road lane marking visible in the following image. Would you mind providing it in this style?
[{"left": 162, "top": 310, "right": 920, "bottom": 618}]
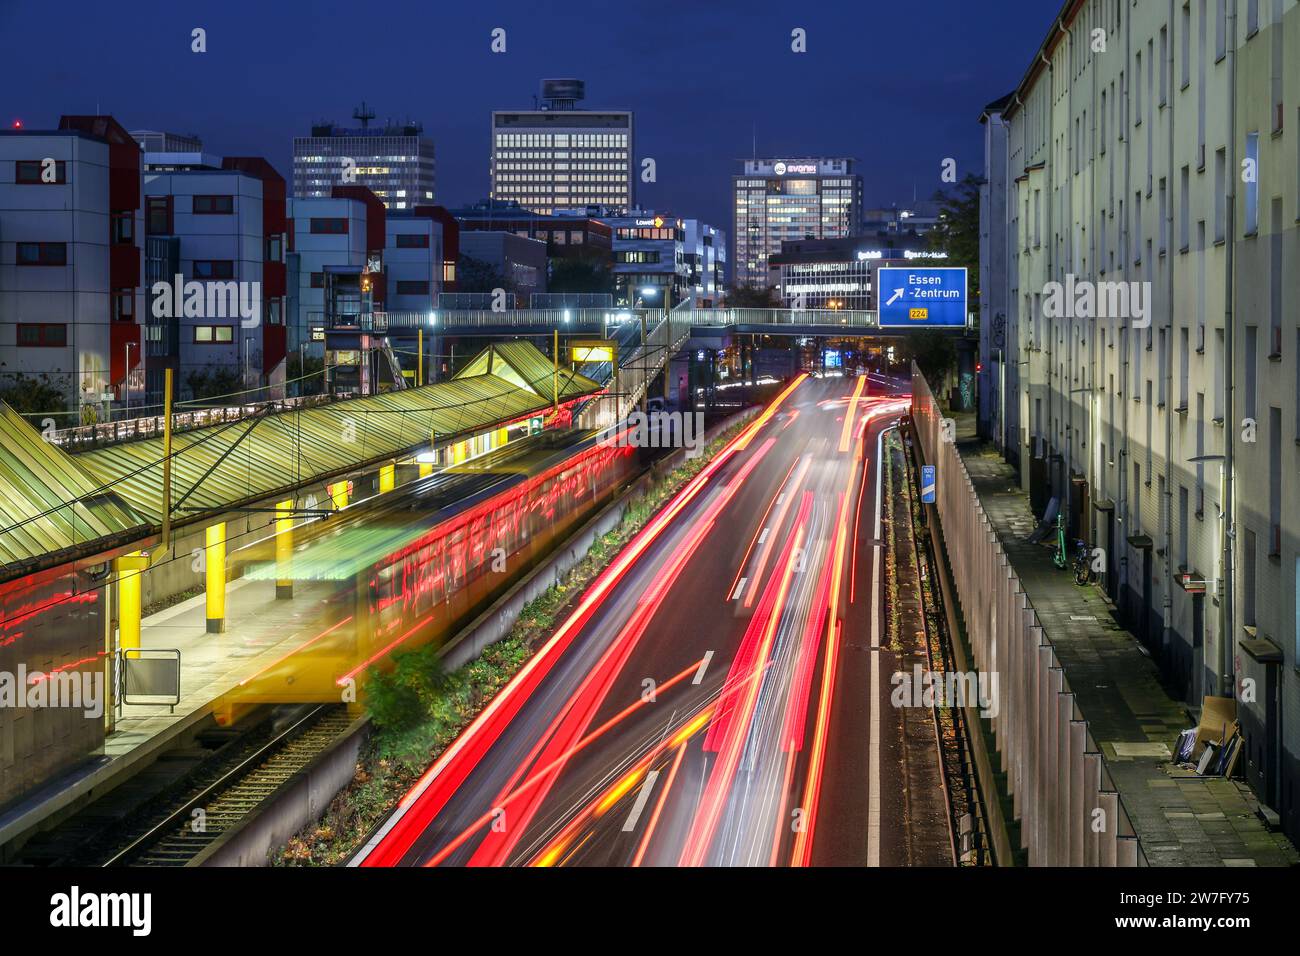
[
  {"left": 757, "top": 528, "right": 769, "bottom": 545},
  {"left": 693, "top": 650, "right": 714, "bottom": 683},
  {"left": 731, "top": 578, "right": 747, "bottom": 601},
  {"left": 622, "top": 770, "right": 662, "bottom": 832},
  {"left": 867, "top": 424, "right": 893, "bottom": 867}
]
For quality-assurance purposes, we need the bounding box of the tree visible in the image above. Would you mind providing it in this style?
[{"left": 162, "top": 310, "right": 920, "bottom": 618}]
[
  {"left": 185, "top": 367, "right": 243, "bottom": 404},
  {"left": 898, "top": 329, "right": 958, "bottom": 393},
  {"left": 456, "top": 255, "right": 513, "bottom": 294},
  {"left": 725, "top": 284, "right": 780, "bottom": 308},
  {"left": 0, "top": 373, "right": 68, "bottom": 422},
  {"left": 286, "top": 351, "right": 325, "bottom": 397},
  {"left": 548, "top": 257, "right": 613, "bottom": 295},
  {"left": 929, "top": 172, "right": 982, "bottom": 303}
]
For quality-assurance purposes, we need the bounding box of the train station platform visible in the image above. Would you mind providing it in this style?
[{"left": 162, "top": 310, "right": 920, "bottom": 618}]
[
  {"left": 950, "top": 412, "right": 1298, "bottom": 867},
  {"left": 0, "top": 573, "right": 340, "bottom": 851}
]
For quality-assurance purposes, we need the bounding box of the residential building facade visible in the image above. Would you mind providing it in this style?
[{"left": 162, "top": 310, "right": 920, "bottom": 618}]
[
  {"left": 0, "top": 115, "right": 144, "bottom": 419},
  {"left": 981, "top": 0, "right": 1300, "bottom": 842}
]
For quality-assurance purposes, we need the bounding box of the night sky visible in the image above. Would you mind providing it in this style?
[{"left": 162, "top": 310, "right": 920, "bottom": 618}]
[{"left": 2, "top": 0, "right": 1052, "bottom": 232}]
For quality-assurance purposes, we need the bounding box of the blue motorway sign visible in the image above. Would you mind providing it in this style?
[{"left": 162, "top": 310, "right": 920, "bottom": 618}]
[
  {"left": 878, "top": 267, "right": 968, "bottom": 328},
  {"left": 920, "top": 465, "right": 936, "bottom": 503}
]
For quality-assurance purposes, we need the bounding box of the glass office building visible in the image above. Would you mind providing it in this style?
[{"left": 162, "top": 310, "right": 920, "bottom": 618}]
[{"left": 732, "top": 158, "right": 861, "bottom": 290}]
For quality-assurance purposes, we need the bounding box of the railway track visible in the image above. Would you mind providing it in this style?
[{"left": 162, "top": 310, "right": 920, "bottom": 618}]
[{"left": 104, "top": 705, "right": 354, "bottom": 867}]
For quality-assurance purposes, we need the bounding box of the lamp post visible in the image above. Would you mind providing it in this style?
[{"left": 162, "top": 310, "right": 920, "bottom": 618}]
[
  {"left": 639, "top": 286, "right": 657, "bottom": 415},
  {"left": 123, "top": 341, "right": 134, "bottom": 417}
]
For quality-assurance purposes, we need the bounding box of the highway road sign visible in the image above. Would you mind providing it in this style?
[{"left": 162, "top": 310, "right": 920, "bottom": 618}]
[
  {"left": 921, "top": 464, "right": 936, "bottom": 503},
  {"left": 878, "top": 267, "right": 968, "bottom": 328}
]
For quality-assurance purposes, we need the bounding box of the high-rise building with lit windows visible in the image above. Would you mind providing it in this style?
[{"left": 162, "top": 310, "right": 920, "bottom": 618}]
[
  {"left": 292, "top": 106, "right": 435, "bottom": 210},
  {"left": 731, "top": 158, "right": 861, "bottom": 290},
  {"left": 490, "top": 80, "right": 634, "bottom": 216}
]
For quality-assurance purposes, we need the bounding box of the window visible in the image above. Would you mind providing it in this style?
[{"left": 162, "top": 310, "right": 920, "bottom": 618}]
[
  {"left": 310, "top": 217, "right": 348, "bottom": 234},
  {"left": 1244, "top": 132, "right": 1259, "bottom": 235},
  {"left": 15, "top": 160, "right": 66, "bottom": 184},
  {"left": 1180, "top": 3, "right": 1191, "bottom": 88},
  {"left": 112, "top": 211, "right": 134, "bottom": 244},
  {"left": 1215, "top": 0, "right": 1227, "bottom": 60},
  {"left": 146, "top": 196, "right": 173, "bottom": 235},
  {"left": 1159, "top": 26, "right": 1168, "bottom": 106},
  {"left": 16, "top": 242, "right": 67, "bottom": 265},
  {"left": 395, "top": 280, "right": 430, "bottom": 295},
  {"left": 395, "top": 233, "right": 429, "bottom": 248},
  {"left": 193, "top": 325, "right": 234, "bottom": 343},
  {"left": 310, "top": 272, "right": 325, "bottom": 289},
  {"left": 16, "top": 323, "right": 66, "bottom": 346},
  {"left": 1213, "top": 148, "right": 1226, "bottom": 242},
  {"left": 113, "top": 290, "right": 134, "bottom": 321},
  {"left": 192, "top": 195, "right": 234, "bottom": 214},
  {"left": 1179, "top": 167, "right": 1190, "bottom": 251},
  {"left": 192, "top": 260, "right": 235, "bottom": 280}
]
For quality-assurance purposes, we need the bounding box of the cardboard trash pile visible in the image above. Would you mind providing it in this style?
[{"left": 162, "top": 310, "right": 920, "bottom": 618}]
[{"left": 1173, "top": 695, "right": 1244, "bottom": 777}]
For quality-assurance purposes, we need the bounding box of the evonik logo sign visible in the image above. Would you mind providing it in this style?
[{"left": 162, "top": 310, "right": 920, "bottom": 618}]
[{"left": 151, "top": 273, "right": 261, "bottom": 328}]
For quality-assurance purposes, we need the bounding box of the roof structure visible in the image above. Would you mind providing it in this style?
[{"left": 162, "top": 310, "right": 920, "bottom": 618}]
[
  {"left": 0, "top": 342, "right": 600, "bottom": 582},
  {"left": 0, "top": 403, "right": 148, "bottom": 582},
  {"left": 77, "top": 341, "right": 600, "bottom": 525}
]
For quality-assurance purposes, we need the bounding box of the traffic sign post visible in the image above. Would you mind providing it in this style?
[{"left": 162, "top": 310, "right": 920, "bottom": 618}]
[
  {"left": 920, "top": 464, "right": 936, "bottom": 504},
  {"left": 878, "top": 267, "right": 968, "bottom": 328}
]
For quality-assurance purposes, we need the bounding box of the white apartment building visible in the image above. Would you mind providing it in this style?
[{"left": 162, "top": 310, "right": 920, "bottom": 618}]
[
  {"left": 144, "top": 155, "right": 289, "bottom": 397},
  {"left": 384, "top": 212, "right": 444, "bottom": 314},
  {"left": 0, "top": 115, "right": 144, "bottom": 420},
  {"left": 289, "top": 195, "right": 372, "bottom": 343},
  {"left": 981, "top": 0, "right": 1300, "bottom": 839}
]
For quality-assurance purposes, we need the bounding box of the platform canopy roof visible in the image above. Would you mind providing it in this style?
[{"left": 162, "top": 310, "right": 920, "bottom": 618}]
[
  {"left": 76, "top": 340, "right": 600, "bottom": 525},
  {"left": 0, "top": 403, "right": 148, "bottom": 583}
]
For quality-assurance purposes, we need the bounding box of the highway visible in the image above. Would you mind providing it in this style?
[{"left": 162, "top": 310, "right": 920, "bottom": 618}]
[{"left": 355, "top": 371, "right": 920, "bottom": 867}]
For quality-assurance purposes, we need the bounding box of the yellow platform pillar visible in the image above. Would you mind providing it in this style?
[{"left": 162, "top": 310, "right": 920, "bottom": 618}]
[
  {"left": 419, "top": 460, "right": 433, "bottom": 477},
  {"left": 205, "top": 522, "right": 227, "bottom": 633},
  {"left": 275, "top": 499, "right": 294, "bottom": 600},
  {"left": 379, "top": 463, "right": 395, "bottom": 494},
  {"left": 329, "top": 480, "right": 350, "bottom": 511},
  {"left": 115, "top": 551, "right": 146, "bottom": 651}
]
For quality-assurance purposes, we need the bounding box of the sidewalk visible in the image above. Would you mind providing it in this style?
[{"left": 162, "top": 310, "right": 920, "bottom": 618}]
[{"left": 953, "top": 418, "right": 1297, "bottom": 867}]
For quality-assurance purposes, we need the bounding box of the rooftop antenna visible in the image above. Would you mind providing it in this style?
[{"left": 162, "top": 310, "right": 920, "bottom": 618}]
[
  {"left": 352, "top": 101, "right": 376, "bottom": 129},
  {"left": 751, "top": 122, "right": 756, "bottom": 160}
]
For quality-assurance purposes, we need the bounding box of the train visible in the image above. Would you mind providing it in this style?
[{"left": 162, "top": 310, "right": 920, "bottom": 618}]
[{"left": 217, "top": 426, "right": 641, "bottom": 709}]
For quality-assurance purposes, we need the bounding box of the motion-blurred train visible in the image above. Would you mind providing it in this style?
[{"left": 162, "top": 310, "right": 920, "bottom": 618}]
[{"left": 219, "top": 426, "right": 641, "bottom": 708}]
